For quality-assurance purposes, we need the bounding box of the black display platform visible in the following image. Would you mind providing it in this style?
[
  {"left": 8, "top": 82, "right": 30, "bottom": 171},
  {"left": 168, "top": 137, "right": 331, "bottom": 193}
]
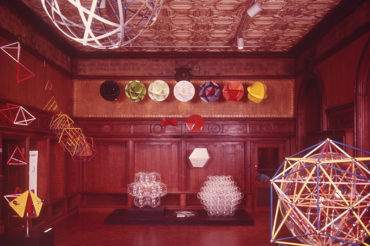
[
  {"left": 0, "top": 228, "right": 54, "bottom": 246},
  {"left": 104, "top": 207, "right": 254, "bottom": 226}
]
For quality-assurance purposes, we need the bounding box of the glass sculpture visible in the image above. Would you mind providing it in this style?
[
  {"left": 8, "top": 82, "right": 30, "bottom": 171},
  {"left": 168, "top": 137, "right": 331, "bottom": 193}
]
[
  {"left": 271, "top": 138, "right": 370, "bottom": 245},
  {"left": 197, "top": 175, "right": 243, "bottom": 216},
  {"left": 189, "top": 148, "right": 210, "bottom": 168},
  {"left": 128, "top": 172, "right": 167, "bottom": 208}
]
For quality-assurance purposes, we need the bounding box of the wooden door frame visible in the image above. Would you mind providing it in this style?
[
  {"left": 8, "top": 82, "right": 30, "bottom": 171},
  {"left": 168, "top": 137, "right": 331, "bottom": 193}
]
[{"left": 355, "top": 39, "right": 370, "bottom": 152}]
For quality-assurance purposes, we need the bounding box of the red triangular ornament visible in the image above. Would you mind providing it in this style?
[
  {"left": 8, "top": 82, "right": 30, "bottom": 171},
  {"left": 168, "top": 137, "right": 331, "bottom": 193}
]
[
  {"left": 7, "top": 146, "right": 27, "bottom": 166},
  {"left": 16, "top": 62, "right": 35, "bottom": 83}
]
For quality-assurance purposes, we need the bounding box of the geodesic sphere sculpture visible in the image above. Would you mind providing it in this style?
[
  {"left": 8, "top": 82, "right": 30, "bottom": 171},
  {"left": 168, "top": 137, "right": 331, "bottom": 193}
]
[
  {"left": 197, "top": 175, "right": 243, "bottom": 216},
  {"left": 271, "top": 139, "right": 370, "bottom": 246},
  {"left": 41, "top": 0, "right": 163, "bottom": 49},
  {"left": 128, "top": 172, "right": 167, "bottom": 208}
]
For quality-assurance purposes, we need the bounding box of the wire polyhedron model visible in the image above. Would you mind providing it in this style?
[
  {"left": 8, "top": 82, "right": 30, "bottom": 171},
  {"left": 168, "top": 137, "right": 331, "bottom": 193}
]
[
  {"left": 197, "top": 175, "right": 243, "bottom": 216},
  {"left": 128, "top": 172, "right": 167, "bottom": 208},
  {"left": 271, "top": 139, "right": 370, "bottom": 246},
  {"left": 41, "top": 0, "right": 163, "bottom": 49}
]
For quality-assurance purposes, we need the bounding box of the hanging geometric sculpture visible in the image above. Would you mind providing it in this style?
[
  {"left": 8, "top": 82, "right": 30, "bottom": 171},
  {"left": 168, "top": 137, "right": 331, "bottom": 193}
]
[
  {"left": 0, "top": 42, "right": 35, "bottom": 82},
  {"left": 125, "top": 80, "right": 146, "bottom": 102},
  {"left": 189, "top": 148, "right": 210, "bottom": 168},
  {"left": 7, "top": 146, "right": 27, "bottom": 166},
  {"left": 4, "top": 190, "right": 43, "bottom": 218},
  {"left": 100, "top": 80, "right": 121, "bottom": 101},
  {"left": 199, "top": 81, "right": 220, "bottom": 103},
  {"left": 271, "top": 138, "right": 370, "bottom": 246},
  {"left": 247, "top": 81, "right": 267, "bottom": 103},
  {"left": 174, "top": 80, "right": 195, "bottom": 102},
  {"left": 148, "top": 80, "right": 169, "bottom": 102},
  {"left": 40, "top": 0, "right": 163, "bottom": 49},
  {"left": 222, "top": 82, "right": 244, "bottom": 101},
  {"left": 49, "top": 113, "right": 95, "bottom": 161},
  {"left": 0, "top": 103, "right": 36, "bottom": 126},
  {"left": 128, "top": 172, "right": 167, "bottom": 208}
]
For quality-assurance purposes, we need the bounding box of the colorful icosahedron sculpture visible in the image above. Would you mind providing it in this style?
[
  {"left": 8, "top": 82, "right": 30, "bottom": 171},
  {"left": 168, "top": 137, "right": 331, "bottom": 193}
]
[
  {"left": 128, "top": 172, "right": 167, "bottom": 208},
  {"left": 0, "top": 42, "right": 35, "bottom": 82},
  {"left": 189, "top": 148, "right": 210, "bottom": 168},
  {"left": 0, "top": 103, "right": 36, "bottom": 126},
  {"left": 4, "top": 190, "right": 43, "bottom": 218},
  {"left": 271, "top": 139, "right": 370, "bottom": 246}
]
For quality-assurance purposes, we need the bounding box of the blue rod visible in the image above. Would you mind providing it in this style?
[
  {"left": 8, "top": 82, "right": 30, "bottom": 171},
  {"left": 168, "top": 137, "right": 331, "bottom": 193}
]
[
  {"left": 320, "top": 233, "right": 360, "bottom": 245},
  {"left": 332, "top": 140, "right": 370, "bottom": 154},
  {"left": 321, "top": 164, "right": 370, "bottom": 181},
  {"left": 288, "top": 140, "right": 325, "bottom": 158},
  {"left": 276, "top": 163, "right": 315, "bottom": 180}
]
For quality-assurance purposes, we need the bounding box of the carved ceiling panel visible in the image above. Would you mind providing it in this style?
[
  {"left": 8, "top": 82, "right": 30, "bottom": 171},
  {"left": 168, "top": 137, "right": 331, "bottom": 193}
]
[{"left": 21, "top": 0, "right": 341, "bottom": 53}]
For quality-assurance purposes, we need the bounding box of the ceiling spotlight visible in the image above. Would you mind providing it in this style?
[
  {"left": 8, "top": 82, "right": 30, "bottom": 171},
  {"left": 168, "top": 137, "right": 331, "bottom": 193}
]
[
  {"left": 237, "top": 37, "right": 244, "bottom": 50},
  {"left": 247, "top": 2, "right": 262, "bottom": 17}
]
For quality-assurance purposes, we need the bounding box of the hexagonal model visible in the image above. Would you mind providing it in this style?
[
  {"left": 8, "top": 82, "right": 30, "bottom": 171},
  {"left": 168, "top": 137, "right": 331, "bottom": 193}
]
[{"left": 189, "top": 148, "right": 210, "bottom": 168}]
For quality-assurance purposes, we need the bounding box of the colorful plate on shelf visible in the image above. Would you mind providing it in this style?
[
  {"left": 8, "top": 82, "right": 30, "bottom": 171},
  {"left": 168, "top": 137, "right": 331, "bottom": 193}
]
[
  {"left": 222, "top": 82, "right": 244, "bottom": 101},
  {"left": 148, "top": 80, "right": 170, "bottom": 102},
  {"left": 174, "top": 80, "right": 195, "bottom": 102},
  {"left": 199, "top": 81, "right": 220, "bottom": 103},
  {"left": 125, "top": 80, "right": 146, "bottom": 102}
]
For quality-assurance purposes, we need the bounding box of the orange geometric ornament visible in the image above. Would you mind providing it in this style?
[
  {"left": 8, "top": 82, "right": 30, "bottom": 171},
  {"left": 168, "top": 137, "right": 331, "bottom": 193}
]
[
  {"left": 7, "top": 146, "right": 27, "bottom": 166},
  {"left": 222, "top": 82, "right": 244, "bottom": 101},
  {"left": 50, "top": 113, "right": 95, "bottom": 161}
]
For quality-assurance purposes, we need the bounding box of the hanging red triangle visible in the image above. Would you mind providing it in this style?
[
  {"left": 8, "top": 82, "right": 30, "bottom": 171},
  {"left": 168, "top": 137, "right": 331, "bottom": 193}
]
[
  {"left": 16, "top": 62, "right": 35, "bottom": 83},
  {"left": 7, "top": 146, "right": 28, "bottom": 166},
  {"left": 0, "top": 42, "right": 20, "bottom": 62},
  {"left": 0, "top": 103, "right": 20, "bottom": 123},
  {"left": 13, "top": 187, "right": 23, "bottom": 195}
]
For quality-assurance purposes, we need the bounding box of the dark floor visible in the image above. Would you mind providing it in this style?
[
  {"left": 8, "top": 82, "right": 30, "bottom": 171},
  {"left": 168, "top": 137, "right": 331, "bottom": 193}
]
[{"left": 53, "top": 208, "right": 273, "bottom": 246}]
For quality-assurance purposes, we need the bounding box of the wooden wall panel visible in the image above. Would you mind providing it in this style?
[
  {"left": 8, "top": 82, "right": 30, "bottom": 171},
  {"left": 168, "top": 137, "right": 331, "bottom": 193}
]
[
  {"left": 84, "top": 141, "right": 128, "bottom": 193},
  {"left": 66, "top": 159, "right": 80, "bottom": 196},
  {"left": 133, "top": 141, "right": 180, "bottom": 193},
  {"left": 185, "top": 141, "right": 245, "bottom": 193},
  {"left": 50, "top": 141, "right": 66, "bottom": 202}
]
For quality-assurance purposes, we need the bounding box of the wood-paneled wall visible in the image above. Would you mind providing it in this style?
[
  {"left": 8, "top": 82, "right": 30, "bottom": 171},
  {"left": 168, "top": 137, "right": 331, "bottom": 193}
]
[{"left": 77, "top": 118, "right": 295, "bottom": 210}]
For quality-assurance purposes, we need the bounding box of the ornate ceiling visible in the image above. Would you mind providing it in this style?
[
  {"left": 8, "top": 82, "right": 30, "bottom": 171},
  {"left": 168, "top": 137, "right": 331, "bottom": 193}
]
[{"left": 21, "top": 0, "right": 342, "bottom": 53}]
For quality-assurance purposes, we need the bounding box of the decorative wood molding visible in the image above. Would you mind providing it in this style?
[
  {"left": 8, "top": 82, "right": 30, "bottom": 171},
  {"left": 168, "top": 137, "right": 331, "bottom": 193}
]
[
  {"left": 76, "top": 118, "right": 295, "bottom": 138},
  {"left": 73, "top": 57, "right": 294, "bottom": 77}
]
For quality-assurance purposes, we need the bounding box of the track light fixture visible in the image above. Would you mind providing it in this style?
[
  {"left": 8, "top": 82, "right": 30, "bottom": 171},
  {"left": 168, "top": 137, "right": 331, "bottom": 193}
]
[
  {"left": 247, "top": 2, "right": 262, "bottom": 17},
  {"left": 237, "top": 37, "right": 244, "bottom": 50}
]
